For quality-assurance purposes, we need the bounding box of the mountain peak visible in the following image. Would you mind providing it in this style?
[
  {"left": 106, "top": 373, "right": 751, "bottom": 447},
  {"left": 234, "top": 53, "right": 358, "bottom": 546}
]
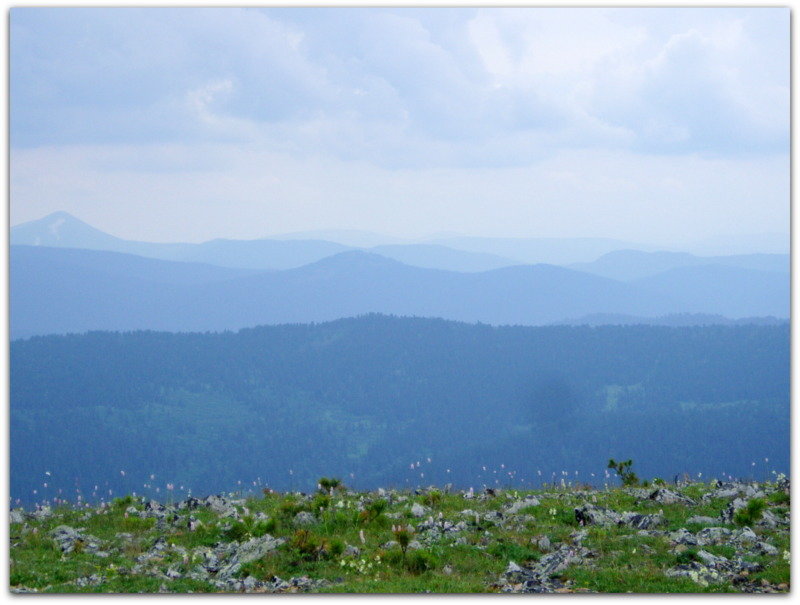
[{"left": 11, "top": 211, "right": 122, "bottom": 248}]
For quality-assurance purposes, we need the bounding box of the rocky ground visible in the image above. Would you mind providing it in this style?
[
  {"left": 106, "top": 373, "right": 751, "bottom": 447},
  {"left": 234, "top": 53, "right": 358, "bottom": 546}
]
[{"left": 9, "top": 476, "right": 790, "bottom": 593}]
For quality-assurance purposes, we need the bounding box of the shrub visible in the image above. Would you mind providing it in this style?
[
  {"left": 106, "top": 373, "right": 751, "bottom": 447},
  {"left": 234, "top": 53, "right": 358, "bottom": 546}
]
[
  {"left": 422, "top": 490, "right": 442, "bottom": 508},
  {"left": 608, "top": 459, "right": 640, "bottom": 487},
  {"left": 222, "top": 521, "right": 249, "bottom": 543},
  {"left": 359, "top": 499, "right": 388, "bottom": 525},
  {"left": 675, "top": 548, "right": 700, "bottom": 565},
  {"left": 405, "top": 550, "right": 438, "bottom": 574},
  {"left": 769, "top": 491, "right": 789, "bottom": 505},
  {"left": 318, "top": 477, "right": 343, "bottom": 494},
  {"left": 288, "top": 529, "right": 322, "bottom": 560},
  {"left": 734, "top": 498, "right": 766, "bottom": 527}
]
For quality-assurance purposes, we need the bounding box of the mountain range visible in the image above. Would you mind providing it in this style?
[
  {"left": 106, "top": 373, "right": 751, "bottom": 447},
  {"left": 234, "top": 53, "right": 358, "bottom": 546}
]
[{"left": 10, "top": 212, "right": 789, "bottom": 339}]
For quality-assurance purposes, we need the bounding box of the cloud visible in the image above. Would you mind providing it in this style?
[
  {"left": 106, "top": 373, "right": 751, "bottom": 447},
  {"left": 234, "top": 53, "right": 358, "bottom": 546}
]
[{"left": 11, "top": 8, "right": 788, "bottom": 162}]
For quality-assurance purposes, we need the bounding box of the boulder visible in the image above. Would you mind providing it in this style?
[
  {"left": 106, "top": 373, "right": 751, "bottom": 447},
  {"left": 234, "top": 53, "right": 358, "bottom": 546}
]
[
  {"left": 648, "top": 488, "right": 696, "bottom": 506},
  {"left": 293, "top": 511, "right": 317, "bottom": 527},
  {"left": 410, "top": 503, "right": 428, "bottom": 518},
  {"left": 216, "top": 534, "right": 285, "bottom": 580},
  {"left": 505, "top": 497, "right": 541, "bottom": 515}
]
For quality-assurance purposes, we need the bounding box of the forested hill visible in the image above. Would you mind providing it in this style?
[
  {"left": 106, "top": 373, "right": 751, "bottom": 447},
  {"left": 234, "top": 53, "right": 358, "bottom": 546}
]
[{"left": 11, "top": 315, "right": 788, "bottom": 505}]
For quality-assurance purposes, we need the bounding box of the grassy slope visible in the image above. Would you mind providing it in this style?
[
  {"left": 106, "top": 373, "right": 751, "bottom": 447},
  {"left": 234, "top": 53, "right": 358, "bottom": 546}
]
[{"left": 9, "top": 480, "right": 790, "bottom": 594}]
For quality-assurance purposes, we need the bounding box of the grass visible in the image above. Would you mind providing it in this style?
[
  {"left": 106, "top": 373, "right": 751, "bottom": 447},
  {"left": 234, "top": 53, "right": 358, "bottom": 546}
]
[{"left": 9, "top": 479, "right": 790, "bottom": 594}]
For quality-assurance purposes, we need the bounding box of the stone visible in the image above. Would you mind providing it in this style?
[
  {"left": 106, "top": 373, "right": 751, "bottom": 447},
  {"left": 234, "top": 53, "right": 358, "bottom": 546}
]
[
  {"left": 293, "top": 511, "right": 317, "bottom": 527},
  {"left": 535, "top": 535, "right": 552, "bottom": 552},
  {"left": 10, "top": 510, "right": 25, "bottom": 524},
  {"left": 216, "top": 534, "right": 285, "bottom": 580},
  {"left": 574, "top": 504, "right": 664, "bottom": 529},
  {"left": 410, "top": 503, "right": 428, "bottom": 518},
  {"left": 696, "top": 527, "right": 733, "bottom": 546},
  {"left": 720, "top": 498, "right": 748, "bottom": 524},
  {"left": 669, "top": 528, "right": 697, "bottom": 546},
  {"left": 50, "top": 525, "right": 103, "bottom": 554},
  {"left": 505, "top": 496, "right": 541, "bottom": 515},
  {"left": 648, "top": 488, "right": 696, "bottom": 506},
  {"left": 344, "top": 544, "right": 360, "bottom": 557},
  {"left": 686, "top": 516, "right": 717, "bottom": 525}
]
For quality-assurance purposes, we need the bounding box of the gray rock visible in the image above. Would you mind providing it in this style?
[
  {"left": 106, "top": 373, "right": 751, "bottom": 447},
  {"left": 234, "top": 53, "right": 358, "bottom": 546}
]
[
  {"left": 669, "top": 528, "right": 697, "bottom": 546},
  {"left": 215, "top": 534, "right": 285, "bottom": 580},
  {"left": 293, "top": 511, "right": 317, "bottom": 527},
  {"left": 505, "top": 496, "right": 541, "bottom": 515},
  {"left": 410, "top": 502, "right": 428, "bottom": 518},
  {"left": 204, "top": 494, "right": 239, "bottom": 518},
  {"left": 535, "top": 535, "right": 552, "bottom": 552},
  {"left": 757, "top": 510, "right": 782, "bottom": 529},
  {"left": 50, "top": 525, "right": 103, "bottom": 554},
  {"left": 648, "top": 488, "right": 696, "bottom": 506},
  {"left": 344, "top": 544, "right": 360, "bottom": 557},
  {"left": 31, "top": 506, "right": 52, "bottom": 521},
  {"left": 686, "top": 515, "right": 717, "bottom": 525},
  {"left": 696, "top": 527, "right": 733, "bottom": 546},
  {"left": 720, "top": 498, "right": 748, "bottom": 523},
  {"left": 9, "top": 510, "right": 25, "bottom": 524},
  {"left": 575, "top": 504, "right": 664, "bottom": 529}
]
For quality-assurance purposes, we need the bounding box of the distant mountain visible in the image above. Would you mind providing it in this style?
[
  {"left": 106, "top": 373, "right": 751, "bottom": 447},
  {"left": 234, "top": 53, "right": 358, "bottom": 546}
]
[
  {"left": 569, "top": 249, "right": 789, "bottom": 281},
  {"left": 11, "top": 212, "right": 354, "bottom": 271},
  {"left": 425, "top": 236, "right": 666, "bottom": 265},
  {"left": 269, "top": 229, "right": 407, "bottom": 248},
  {"left": 631, "top": 265, "right": 788, "bottom": 319},
  {"left": 12, "top": 246, "right": 686, "bottom": 339},
  {"left": 369, "top": 244, "right": 519, "bottom": 272},
  {"left": 553, "top": 312, "right": 788, "bottom": 327}
]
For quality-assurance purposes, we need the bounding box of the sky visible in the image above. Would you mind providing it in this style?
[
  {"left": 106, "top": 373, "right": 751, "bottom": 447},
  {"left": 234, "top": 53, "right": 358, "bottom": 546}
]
[{"left": 9, "top": 7, "right": 790, "bottom": 245}]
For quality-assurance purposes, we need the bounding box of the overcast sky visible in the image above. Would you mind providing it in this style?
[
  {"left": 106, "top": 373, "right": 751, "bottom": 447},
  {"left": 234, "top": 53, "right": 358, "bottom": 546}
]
[{"left": 10, "top": 7, "right": 789, "bottom": 245}]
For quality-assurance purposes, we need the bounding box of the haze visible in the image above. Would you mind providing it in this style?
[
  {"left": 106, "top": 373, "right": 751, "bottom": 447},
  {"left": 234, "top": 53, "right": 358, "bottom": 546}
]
[{"left": 10, "top": 7, "right": 789, "bottom": 248}]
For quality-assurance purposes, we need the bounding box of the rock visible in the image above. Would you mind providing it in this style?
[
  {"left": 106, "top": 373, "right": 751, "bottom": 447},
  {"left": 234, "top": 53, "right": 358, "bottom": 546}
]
[
  {"left": 410, "top": 503, "right": 428, "bottom": 518},
  {"left": 215, "top": 534, "right": 285, "bottom": 580},
  {"left": 669, "top": 528, "right": 698, "bottom": 546},
  {"left": 574, "top": 504, "right": 664, "bottom": 529},
  {"left": 696, "top": 527, "right": 733, "bottom": 546},
  {"left": 495, "top": 542, "right": 594, "bottom": 593},
  {"left": 534, "top": 535, "right": 552, "bottom": 552},
  {"left": 9, "top": 510, "right": 25, "bottom": 524},
  {"left": 293, "top": 511, "right": 317, "bottom": 527},
  {"left": 720, "top": 498, "right": 748, "bottom": 524},
  {"left": 408, "top": 540, "right": 422, "bottom": 551},
  {"left": 344, "top": 544, "right": 360, "bottom": 557},
  {"left": 619, "top": 511, "right": 665, "bottom": 530},
  {"left": 574, "top": 504, "right": 619, "bottom": 527},
  {"left": 203, "top": 494, "right": 239, "bottom": 518},
  {"left": 757, "top": 510, "right": 782, "bottom": 529},
  {"left": 648, "top": 488, "right": 696, "bottom": 506},
  {"left": 570, "top": 530, "right": 588, "bottom": 545},
  {"left": 50, "top": 525, "right": 103, "bottom": 554},
  {"left": 31, "top": 506, "right": 52, "bottom": 521},
  {"left": 686, "top": 516, "right": 717, "bottom": 525},
  {"left": 505, "top": 497, "right": 541, "bottom": 515}
]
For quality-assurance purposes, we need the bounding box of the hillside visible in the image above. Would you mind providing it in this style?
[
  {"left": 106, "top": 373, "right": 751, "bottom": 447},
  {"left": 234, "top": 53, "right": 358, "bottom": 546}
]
[
  {"left": 9, "top": 477, "right": 790, "bottom": 593},
  {"left": 12, "top": 244, "right": 787, "bottom": 339},
  {"left": 11, "top": 316, "right": 789, "bottom": 505}
]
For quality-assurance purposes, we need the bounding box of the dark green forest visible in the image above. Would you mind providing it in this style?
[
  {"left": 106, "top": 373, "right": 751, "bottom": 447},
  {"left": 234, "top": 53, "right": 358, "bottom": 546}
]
[{"left": 11, "top": 315, "right": 788, "bottom": 505}]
